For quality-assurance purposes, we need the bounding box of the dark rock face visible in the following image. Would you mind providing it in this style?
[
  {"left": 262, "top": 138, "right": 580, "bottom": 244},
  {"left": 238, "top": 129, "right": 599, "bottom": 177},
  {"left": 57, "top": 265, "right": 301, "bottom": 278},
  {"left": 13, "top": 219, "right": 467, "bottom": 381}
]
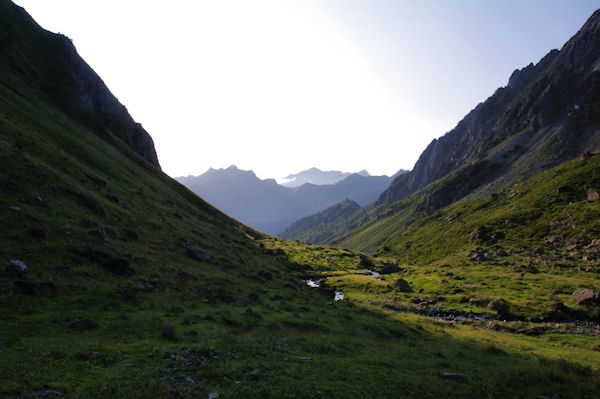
[
  {"left": 376, "top": 10, "right": 600, "bottom": 213},
  {"left": 0, "top": 2, "right": 159, "bottom": 167}
]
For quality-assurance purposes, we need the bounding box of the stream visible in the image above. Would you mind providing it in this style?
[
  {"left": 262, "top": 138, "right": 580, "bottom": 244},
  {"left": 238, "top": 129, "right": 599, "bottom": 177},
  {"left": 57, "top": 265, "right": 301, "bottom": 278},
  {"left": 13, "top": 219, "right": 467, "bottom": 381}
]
[{"left": 305, "top": 279, "right": 344, "bottom": 301}]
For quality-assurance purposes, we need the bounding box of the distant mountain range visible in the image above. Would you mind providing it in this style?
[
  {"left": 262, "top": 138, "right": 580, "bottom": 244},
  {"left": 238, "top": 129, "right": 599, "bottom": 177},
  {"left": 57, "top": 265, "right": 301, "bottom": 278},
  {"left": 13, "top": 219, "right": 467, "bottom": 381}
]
[
  {"left": 283, "top": 9, "right": 600, "bottom": 248},
  {"left": 176, "top": 166, "right": 405, "bottom": 234},
  {"left": 281, "top": 167, "right": 407, "bottom": 187}
]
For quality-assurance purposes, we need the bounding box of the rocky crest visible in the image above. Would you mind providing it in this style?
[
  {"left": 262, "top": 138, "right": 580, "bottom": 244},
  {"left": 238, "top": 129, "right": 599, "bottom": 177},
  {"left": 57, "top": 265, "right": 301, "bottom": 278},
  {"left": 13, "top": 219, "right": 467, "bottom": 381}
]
[
  {"left": 378, "top": 9, "right": 600, "bottom": 210},
  {"left": 0, "top": 1, "right": 159, "bottom": 167}
]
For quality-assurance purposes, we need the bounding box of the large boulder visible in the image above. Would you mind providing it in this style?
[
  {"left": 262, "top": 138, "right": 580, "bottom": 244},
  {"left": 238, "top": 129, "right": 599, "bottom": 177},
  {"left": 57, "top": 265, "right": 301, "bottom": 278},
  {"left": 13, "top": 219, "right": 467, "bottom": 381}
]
[
  {"left": 379, "top": 263, "right": 401, "bottom": 274},
  {"left": 572, "top": 288, "right": 599, "bottom": 305},
  {"left": 185, "top": 247, "right": 212, "bottom": 262},
  {"left": 358, "top": 256, "right": 375, "bottom": 270},
  {"left": 393, "top": 278, "right": 413, "bottom": 293},
  {"left": 5, "top": 260, "right": 28, "bottom": 277}
]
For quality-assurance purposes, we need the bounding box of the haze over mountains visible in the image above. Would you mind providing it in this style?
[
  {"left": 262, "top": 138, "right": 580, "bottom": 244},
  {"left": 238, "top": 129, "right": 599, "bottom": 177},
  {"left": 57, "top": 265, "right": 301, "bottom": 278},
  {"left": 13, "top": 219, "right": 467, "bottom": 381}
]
[{"left": 177, "top": 166, "right": 404, "bottom": 235}]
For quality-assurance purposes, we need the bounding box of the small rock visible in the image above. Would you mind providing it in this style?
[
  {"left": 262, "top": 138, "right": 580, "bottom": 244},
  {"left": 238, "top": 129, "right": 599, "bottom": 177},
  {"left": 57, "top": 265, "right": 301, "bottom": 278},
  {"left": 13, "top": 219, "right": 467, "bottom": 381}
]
[
  {"left": 33, "top": 388, "right": 64, "bottom": 398},
  {"left": 71, "top": 298, "right": 89, "bottom": 310},
  {"left": 439, "top": 372, "right": 466, "bottom": 380},
  {"left": 185, "top": 247, "right": 212, "bottom": 262},
  {"left": 30, "top": 228, "right": 46, "bottom": 239},
  {"left": 588, "top": 191, "right": 599, "bottom": 201},
  {"left": 69, "top": 319, "right": 99, "bottom": 331},
  {"left": 6, "top": 260, "right": 29, "bottom": 277},
  {"left": 249, "top": 368, "right": 261, "bottom": 380},
  {"left": 412, "top": 296, "right": 424, "bottom": 304},
  {"left": 208, "top": 391, "right": 219, "bottom": 399},
  {"left": 469, "top": 297, "right": 487, "bottom": 306},
  {"left": 525, "top": 265, "right": 539, "bottom": 274},
  {"left": 9, "top": 205, "right": 20, "bottom": 212},
  {"left": 161, "top": 321, "right": 176, "bottom": 340}
]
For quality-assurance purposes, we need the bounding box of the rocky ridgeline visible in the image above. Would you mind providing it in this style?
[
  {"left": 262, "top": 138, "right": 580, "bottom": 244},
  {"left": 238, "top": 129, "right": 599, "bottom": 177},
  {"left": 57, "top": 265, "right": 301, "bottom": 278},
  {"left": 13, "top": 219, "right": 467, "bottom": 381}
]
[{"left": 1, "top": 3, "right": 160, "bottom": 166}]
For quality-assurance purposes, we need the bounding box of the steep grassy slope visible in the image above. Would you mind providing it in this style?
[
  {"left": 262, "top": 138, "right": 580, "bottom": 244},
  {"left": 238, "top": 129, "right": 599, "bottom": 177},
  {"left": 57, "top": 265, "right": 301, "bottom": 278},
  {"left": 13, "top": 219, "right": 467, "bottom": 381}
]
[{"left": 1, "top": 2, "right": 600, "bottom": 397}]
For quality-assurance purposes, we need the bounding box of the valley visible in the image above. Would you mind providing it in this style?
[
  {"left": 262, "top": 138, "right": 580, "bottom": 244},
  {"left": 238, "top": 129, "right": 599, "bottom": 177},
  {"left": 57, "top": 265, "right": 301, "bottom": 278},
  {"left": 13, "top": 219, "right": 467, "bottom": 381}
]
[{"left": 1, "top": 1, "right": 599, "bottom": 398}]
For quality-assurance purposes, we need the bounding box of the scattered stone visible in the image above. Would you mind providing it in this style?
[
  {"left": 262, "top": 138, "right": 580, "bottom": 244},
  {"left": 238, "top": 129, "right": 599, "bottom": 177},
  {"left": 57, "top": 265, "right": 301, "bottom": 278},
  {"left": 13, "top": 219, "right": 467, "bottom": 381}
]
[
  {"left": 314, "top": 285, "right": 336, "bottom": 299},
  {"left": 358, "top": 256, "right": 375, "bottom": 270},
  {"left": 257, "top": 270, "right": 273, "bottom": 280},
  {"left": 69, "top": 319, "right": 99, "bottom": 331},
  {"left": 249, "top": 368, "right": 261, "bottom": 380},
  {"left": 185, "top": 247, "right": 212, "bottom": 262},
  {"left": 9, "top": 205, "right": 20, "bottom": 212},
  {"left": 246, "top": 308, "right": 261, "bottom": 319},
  {"left": 208, "top": 391, "right": 219, "bottom": 399},
  {"left": 33, "top": 387, "right": 64, "bottom": 398},
  {"left": 412, "top": 296, "right": 424, "bottom": 304},
  {"left": 161, "top": 321, "right": 176, "bottom": 340},
  {"left": 72, "top": 191, "right": 105, "bottom": 216},
  {"left": 325, "top": 256, "right": 333, "bottom": 264},
  {"left": 83, "top": 248, "right": 134, "bottom": 276},
  {"left": 487, "top": 298, "right": 511, "bottom": 318},
  {"left": 6, "top": 260, "right": 29, "bottom": 277},
  {"left": 572, "top": 288, "right": 599, "bottom": 305},
  {"left": 15, "top": 281, "right": 56, "bottom": 297},
  {"left": 466, "top": 247, "right": 491, "bottom": 262},
  {"left": 380, "top": 263, "right": 401, "bottom": 274},
  {"left": 439, "top": 372, "right": 466, "bottom": 380},
  {"left": 393, "top": 278, "right": 413, "bottom": 292},
  {"left": 90, "top": 229, "right": 108, "bottom": 242},
  {"left": 525, "top": 265, "right": 539, "bottom": 274},
  {"left": 588, "top": 191, "right": 600, "bottom": 201},
  {"left": 469, "top": 297, "right": 487, "bottom": 306},
  {"left": 30, "top": 227, "right": 46, "bottom": 239},
  {"left": 71, "top": 298, "right": 89, "bottom": 310}
]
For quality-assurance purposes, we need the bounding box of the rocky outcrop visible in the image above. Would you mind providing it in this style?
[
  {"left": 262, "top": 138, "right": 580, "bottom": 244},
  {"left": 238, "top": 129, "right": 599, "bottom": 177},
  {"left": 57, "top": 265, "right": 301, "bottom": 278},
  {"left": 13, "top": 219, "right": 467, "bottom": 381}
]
[
  {"left": 377, "top": 9, "right": 600, "bottom": 212},
  {"left": 0, "top": 2, "right": 159, "bottom": 167}
]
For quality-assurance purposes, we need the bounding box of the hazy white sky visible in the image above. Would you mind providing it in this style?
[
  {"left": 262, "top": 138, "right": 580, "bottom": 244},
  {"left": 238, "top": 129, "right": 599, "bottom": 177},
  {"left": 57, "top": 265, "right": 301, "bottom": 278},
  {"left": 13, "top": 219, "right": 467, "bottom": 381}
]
[{"left": 13, "top": 0, "right": 599, "bottom": 180}]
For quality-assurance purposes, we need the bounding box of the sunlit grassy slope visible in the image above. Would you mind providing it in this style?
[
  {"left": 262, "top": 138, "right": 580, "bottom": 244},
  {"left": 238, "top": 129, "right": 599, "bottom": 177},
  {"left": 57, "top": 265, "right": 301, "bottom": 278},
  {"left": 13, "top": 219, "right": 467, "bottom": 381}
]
[{"left": 1, "top": 14, "right": 600, "bottom": 399}]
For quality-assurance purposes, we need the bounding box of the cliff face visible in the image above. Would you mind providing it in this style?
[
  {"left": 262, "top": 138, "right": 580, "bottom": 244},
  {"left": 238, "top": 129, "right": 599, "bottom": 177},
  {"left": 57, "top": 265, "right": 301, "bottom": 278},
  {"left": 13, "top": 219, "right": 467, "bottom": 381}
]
[
  {"left": 0, "top": 1, "right": 160, "bottom": 167},
  {"left": 378, "top": 9, "right": 600, "bottom": 208}
]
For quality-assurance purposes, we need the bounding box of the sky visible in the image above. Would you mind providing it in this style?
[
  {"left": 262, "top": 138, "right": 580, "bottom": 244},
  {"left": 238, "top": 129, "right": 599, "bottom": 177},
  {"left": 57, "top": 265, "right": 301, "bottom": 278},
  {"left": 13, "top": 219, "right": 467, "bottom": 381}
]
[{"left": 13, "top": 0, "right": 600, "bottom": 180}]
